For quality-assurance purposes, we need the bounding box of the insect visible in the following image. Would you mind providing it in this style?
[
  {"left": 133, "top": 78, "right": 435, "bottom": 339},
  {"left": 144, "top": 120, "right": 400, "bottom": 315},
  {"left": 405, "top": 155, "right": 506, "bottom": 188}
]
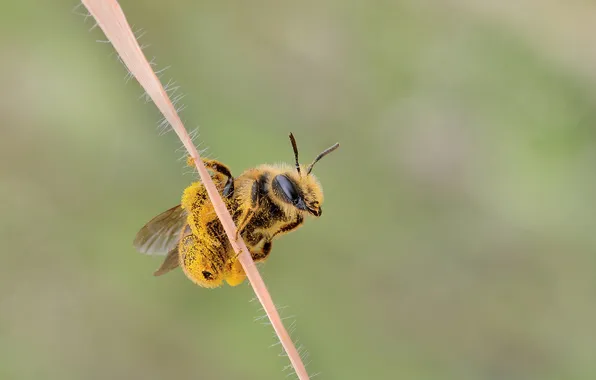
[{"left": 133, "top": 133, "right": 339, "bottom": 288}]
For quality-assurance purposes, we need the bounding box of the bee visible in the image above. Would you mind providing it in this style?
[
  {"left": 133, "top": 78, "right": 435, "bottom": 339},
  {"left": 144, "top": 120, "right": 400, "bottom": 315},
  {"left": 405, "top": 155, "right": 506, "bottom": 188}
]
[{"left": 133, "top": 134, "right": 339, "bottom": 288}]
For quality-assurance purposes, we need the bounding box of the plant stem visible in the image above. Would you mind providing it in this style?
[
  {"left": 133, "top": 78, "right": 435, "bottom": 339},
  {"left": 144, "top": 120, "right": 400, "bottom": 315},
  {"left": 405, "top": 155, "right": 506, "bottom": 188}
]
[{"left": 80, "top": 1, "right": 310, "bottom": 378}]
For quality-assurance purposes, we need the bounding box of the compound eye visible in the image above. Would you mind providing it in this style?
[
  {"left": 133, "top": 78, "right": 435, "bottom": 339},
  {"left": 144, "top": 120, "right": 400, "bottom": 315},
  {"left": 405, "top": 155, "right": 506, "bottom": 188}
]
[{"left": 273, "top": 175, "right": 300, "bottom": 204}]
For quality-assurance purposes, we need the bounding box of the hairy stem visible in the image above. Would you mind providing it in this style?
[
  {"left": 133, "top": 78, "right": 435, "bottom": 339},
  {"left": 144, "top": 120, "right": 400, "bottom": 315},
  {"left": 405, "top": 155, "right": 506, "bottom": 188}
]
[{"left": 80, "top": 1, "right": 309, "bottom": 378}]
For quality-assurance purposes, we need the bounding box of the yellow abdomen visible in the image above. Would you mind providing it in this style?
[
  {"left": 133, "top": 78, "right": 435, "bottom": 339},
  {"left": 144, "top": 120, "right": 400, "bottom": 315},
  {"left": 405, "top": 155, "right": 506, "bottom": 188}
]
[{"left": 179, "top": 182, "right": 246, "bottom": 288}]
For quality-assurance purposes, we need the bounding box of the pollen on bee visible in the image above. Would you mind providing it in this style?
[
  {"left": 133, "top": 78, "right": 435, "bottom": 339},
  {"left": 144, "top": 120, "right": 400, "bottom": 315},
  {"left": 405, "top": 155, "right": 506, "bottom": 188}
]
[
  {"left": 186, "top": 155, "right": 195, "bottom": 168},
  {"left": 225, "top": 259, "right": 246, "bottom": 286},
  {"left": 181, "top": 181, "right": 205, "bottom": 208}
]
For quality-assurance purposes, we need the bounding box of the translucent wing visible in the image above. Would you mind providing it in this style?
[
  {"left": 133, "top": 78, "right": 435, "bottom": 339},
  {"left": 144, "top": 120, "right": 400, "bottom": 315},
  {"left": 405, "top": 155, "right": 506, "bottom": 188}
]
[
  {"left": 152, "top": 225, "right": 191, "bottom": 275},
  {"left": 133, "top": 205, "right": 188, "bottom": 255},
  {"left": 153, "top": 246, "right": 181, "bottom": 276}
]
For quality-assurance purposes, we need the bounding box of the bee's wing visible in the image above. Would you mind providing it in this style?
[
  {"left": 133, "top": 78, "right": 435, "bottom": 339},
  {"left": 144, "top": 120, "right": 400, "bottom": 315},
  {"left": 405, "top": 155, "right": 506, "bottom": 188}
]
[
  {"left": 153, "top": 245, "right": 181, "bottom": 276},
  {"left": 133, "top": 205, "right": 188, "bottom": 255}
]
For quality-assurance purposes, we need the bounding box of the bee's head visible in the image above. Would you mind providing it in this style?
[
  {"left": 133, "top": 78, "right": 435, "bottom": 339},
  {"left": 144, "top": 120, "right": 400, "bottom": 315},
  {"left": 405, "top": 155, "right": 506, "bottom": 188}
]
[{"left": 271, "top": 133, "right": 339, "bottom": 217}]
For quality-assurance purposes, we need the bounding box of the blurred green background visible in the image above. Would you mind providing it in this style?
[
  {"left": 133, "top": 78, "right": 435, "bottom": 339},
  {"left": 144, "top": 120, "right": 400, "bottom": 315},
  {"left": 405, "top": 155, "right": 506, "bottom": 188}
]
[{"left": 2, "top": 1, "right": 596, "bottom": 379}]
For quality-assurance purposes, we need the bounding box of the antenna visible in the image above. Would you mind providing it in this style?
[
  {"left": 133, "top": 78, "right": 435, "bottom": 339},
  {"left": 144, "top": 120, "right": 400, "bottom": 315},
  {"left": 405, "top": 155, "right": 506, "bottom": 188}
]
[
  {"left": 289, "top": 133, "right": 301, "bottom": 175},
  {"left": 307, "top": 142, "right": 340, "bottom": 174}
]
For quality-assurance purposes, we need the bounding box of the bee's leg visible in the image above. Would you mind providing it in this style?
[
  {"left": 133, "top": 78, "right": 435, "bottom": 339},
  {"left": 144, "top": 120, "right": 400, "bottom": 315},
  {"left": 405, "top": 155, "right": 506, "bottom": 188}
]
[
  {"left": 235, "top": 180, "right": 260, "bottom": 239},
  {"left": 252, "top": 239, "right": 273, "bottom": 262},
  {"left": 179, "top": 234, "right": 225, "bottom": 288},
  {"left": 271, "top": 214, "right": 304, "bottom": 239},
  {"left": 235, "top": 210, "right": 254, "bottom": 240},
  {"left": 247, "top": 215, "right": 302, "bottom": 263},
  {"left": 224, "top": 257, "right": 246, "bottom": 286},
  {"left": 187, "top": 156, "right": 235, "bottom": 198},
  {"left": 204, "top": 159, "right": 235, "bottom": 197},
  {"left": 224, "top": 237, "right": 269, "bottom": 284}
]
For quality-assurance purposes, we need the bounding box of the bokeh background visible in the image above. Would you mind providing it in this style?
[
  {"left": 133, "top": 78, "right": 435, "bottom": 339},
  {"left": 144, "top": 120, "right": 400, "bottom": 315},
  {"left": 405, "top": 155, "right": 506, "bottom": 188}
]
[{"left": 2, "top": 1, "right": 596, "bottom": 379}]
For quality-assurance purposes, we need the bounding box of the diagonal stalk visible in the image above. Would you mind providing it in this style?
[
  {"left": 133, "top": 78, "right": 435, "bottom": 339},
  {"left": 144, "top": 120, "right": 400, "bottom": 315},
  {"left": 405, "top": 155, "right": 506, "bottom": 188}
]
[{"left": 80, "top": 1, "right": 310, "bottom": 378}]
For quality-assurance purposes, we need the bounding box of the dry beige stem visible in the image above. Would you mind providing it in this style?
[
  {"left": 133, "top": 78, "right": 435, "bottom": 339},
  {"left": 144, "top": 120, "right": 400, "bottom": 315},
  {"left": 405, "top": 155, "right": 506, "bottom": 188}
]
[{"left": 80, "top": 1, "right": 309, "bottom": 378}]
